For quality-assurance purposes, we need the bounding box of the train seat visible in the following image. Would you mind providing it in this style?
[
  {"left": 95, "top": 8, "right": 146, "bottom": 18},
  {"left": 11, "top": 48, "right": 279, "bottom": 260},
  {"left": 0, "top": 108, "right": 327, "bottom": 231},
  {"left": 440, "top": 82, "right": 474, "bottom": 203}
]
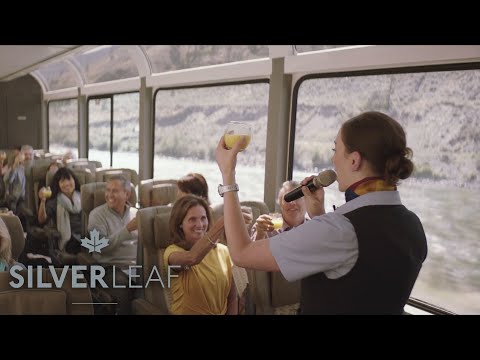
[
  {"left": 139, "top": 179, "right": 178, "bottom": 208},
  {"left": 132, "top": 205, "right": 172, "bottom": 315}
]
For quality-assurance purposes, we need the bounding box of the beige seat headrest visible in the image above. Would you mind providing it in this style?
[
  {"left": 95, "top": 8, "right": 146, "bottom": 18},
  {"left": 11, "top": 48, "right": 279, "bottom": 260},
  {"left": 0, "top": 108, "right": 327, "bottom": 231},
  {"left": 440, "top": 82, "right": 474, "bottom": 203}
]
[
  {"left": 137, "top": 206, "right": 172, "bottom": 250},
  {"left": 151, "top": 184, "right": 177, "bottom": 206},
  {"left": 154, "top": 212, "right": 173, "bottom": 249},
  {"left": 139, "top": 179, "right": 177, "bottom": 208},
  {"left": 96, "top": 168, "right": 139, "bottom": 186}
]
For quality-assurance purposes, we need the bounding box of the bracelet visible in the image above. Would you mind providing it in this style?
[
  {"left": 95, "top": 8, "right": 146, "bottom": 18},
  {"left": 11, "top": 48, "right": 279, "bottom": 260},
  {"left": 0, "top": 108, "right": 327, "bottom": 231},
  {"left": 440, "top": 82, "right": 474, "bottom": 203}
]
[{"left": 205, "top": 233, "right": 217, "bottom": 248}]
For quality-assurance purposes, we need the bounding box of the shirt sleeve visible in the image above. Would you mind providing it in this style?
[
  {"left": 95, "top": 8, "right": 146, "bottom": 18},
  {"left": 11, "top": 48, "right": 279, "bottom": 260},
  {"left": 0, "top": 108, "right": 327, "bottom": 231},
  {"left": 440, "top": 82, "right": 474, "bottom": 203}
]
[
  {"left": 269, "top": 212, "right": 359, "bottom": 282},
  {"left": 164, "top": 244, "right": 184, "bottom": 266},
  {"left": 88, "top": 207, "right": 133, "bottom": 255}
]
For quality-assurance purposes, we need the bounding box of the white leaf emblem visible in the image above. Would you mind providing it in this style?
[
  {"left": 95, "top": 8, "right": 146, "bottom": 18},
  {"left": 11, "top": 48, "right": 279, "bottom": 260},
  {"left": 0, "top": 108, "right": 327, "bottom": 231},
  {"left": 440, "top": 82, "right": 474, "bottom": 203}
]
[{"left": 81, "top": 229, "right": 109, "bottom": 253}]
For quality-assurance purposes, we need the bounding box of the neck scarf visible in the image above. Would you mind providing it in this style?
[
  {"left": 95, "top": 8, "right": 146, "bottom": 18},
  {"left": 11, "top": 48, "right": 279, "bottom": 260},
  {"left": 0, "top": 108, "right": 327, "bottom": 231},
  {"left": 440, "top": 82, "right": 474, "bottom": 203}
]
[
  {"left": 345, "top": 177, "right": 396, "bottom": 202},
  {"left": 56, "top": 191, "right": 81, "bottom": 250}
]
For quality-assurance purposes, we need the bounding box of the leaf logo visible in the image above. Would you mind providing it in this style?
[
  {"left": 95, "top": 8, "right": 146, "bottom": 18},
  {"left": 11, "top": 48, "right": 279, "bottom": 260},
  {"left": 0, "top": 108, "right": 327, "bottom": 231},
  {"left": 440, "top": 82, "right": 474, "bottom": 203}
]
[{"left": 81, "top": 229, "right": 109, "bottom": 253}]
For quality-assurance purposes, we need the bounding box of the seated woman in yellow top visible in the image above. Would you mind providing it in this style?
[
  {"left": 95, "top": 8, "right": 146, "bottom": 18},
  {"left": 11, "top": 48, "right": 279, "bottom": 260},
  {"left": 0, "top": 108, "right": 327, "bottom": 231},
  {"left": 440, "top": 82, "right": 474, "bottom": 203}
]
[{"left": 164, "top": 194, "right": 237, "bottom": 315}]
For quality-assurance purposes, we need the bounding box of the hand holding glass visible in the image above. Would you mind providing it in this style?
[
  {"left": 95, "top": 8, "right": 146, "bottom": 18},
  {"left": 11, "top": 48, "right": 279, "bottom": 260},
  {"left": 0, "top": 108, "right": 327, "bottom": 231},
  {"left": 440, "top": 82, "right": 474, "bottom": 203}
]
[
  {"left": 0, "top": 151, "right": 6, "bottom": 161},
  {"left": 224, "top": 122, "right": 252, "bottom": 151},
  {"left": 43, "top": 186, "right": 52, "bottom": 199}
]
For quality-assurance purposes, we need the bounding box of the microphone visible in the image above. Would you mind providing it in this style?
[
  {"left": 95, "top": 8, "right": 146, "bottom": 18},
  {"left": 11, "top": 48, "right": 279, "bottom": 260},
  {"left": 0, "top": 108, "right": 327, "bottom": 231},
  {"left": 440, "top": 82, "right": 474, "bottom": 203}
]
[{"left": 284, "top": 169, "right": 337, "bottom": 203}]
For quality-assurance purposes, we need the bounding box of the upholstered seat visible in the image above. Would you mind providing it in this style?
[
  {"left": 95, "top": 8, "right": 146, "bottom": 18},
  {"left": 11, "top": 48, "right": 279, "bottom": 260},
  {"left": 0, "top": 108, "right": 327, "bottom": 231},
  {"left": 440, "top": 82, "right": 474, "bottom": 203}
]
[
  {"left": 211, "top": 200, "right": 271, "bottom": 314},
  {"left": 0, "top": 268, "right": 93, "bottom": 315},
  {"left": 139, "top": 179, "right": 177, "bottom": 208},
  {"left": 211, "top": 200, "right": 299, "bottom": 314},
  {"left": 95, "top": 168, "right": 139, "bottom": 187},
  {"left": 66, "top": 159, "right": 102, "bottom": 175},
  {"left": 131, "top": 205, "right": 172, "bottom": 315}
]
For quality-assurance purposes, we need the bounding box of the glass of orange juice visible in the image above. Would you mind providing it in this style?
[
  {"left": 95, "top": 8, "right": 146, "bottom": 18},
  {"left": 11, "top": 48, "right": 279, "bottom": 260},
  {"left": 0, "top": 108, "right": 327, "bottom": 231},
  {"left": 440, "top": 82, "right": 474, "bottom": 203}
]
[
  {"left": 44, "top": 186, "right": 52, "bottom": 199},
  {"left": 270, "top": 213, "right": 283, "bottom": 230},
  {"left": 224, "top": 122, "right": 252, "bottom": 151}
]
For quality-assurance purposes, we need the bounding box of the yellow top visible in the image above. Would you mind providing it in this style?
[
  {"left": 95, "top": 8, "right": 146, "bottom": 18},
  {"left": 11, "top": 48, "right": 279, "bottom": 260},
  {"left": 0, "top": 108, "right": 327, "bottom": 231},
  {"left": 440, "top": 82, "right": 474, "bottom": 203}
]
[{"left": 164, "top": 243, "right": 233, "bottom": 315}]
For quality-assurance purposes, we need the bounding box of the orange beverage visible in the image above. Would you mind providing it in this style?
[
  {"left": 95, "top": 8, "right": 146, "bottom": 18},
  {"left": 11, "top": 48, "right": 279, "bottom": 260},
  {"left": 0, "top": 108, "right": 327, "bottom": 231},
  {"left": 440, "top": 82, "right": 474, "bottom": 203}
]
[
  {"left": 271, "top": 213, "right": 283, "bottom": 230},
  {"left": 224, "top": 134, "right": 251, "bottom": 151},
  {"left": 44, "top": 187, "right": 52, "bottom": 199},
  {"left": 224, "top": 121, "right": 252, "bottom": 151}
]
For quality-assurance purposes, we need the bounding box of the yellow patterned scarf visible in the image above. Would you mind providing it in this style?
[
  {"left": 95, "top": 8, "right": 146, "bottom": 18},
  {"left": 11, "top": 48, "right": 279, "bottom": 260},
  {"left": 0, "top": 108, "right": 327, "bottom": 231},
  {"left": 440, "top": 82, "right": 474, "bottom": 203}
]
[{"left": 345, "top": 177, "right": 396, "bottom": 202}]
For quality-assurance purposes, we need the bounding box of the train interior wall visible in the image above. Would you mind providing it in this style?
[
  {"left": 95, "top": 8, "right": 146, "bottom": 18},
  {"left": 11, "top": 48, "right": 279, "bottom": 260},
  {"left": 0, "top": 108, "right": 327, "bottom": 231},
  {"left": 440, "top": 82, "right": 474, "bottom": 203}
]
[{"left": 0, "top": 75, "right": 42, "bottom": 149}]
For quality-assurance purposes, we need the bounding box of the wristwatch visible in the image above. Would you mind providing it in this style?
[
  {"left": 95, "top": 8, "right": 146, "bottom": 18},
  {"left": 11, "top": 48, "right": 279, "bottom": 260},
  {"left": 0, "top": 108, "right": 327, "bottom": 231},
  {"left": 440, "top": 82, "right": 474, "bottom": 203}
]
[{"left": 218, "top": 183, "right": 239, "bottom": 197}]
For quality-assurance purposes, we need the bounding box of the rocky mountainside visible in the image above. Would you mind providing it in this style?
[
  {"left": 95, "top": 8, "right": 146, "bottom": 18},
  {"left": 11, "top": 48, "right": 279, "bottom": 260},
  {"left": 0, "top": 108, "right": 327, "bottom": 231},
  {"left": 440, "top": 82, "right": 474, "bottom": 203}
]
[{"left": 50, "top": 68, "right": 479, "bottom": 188}]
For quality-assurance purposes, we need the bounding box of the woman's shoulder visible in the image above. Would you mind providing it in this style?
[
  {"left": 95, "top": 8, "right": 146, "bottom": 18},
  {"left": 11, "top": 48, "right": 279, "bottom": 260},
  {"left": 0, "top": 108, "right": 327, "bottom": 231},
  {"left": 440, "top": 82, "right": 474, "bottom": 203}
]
[
  {"left": 165, "top": 243, "right": 185, "bottom": 252},
  {"left": 215, "top": 243, "right": 230, "bottom": 256}
]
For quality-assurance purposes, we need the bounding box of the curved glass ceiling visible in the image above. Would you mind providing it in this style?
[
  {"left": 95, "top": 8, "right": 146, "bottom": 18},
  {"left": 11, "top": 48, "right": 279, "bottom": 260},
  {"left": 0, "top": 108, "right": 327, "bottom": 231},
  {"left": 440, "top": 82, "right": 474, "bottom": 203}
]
[
  {"left": 35, "top": 61, "right": 78, "bottom": 91},
  {"left": 33, "top": 45, "right": 274, "bottom": 93},
  {"left": 143, "top": 45, "right": 269, "bottom": 73},
  {"left": 73, "top": 45, "right": 139, "bottom": 84}
]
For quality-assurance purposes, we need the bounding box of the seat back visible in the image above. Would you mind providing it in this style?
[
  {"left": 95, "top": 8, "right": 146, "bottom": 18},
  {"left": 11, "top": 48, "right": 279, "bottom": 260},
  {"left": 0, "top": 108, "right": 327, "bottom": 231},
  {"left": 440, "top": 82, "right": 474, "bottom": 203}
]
[
  {"left": 80, "top": 182, "right": 137, "bottom": 237},
  {"left": 0, "top": 268, "right": 93, "bottom": 315},
  {"left": 212, "top": 201, "right": 270, "bottom": 220},
  {"left": 96, "top": 168, "right": 139, "bottom": 187},
  {"left": 211, "top": 200, "right": 271, "bottom": 314},
  {"left": 25, "top": 160, "right": 51, "bottom": 216},
  {"left": 0, "top": 215, "right": 25, "bottom": 261},
  {"left": 270, "top": 272, "right": 301, "bottom": 314},
  {"left": 139, "top": 179, "right": 177, "bottom": 208},
  {"left": 45, "top": 168, "right": 95, "bottom": 188},
  {"left": 66, "top": 159, "right": 102, "bottom": 175},
  {"left": 209, "top": 200, "right": 299, "bottom": 314},
  {"left": 44, "top": 153, "right": 64, "bottom": 161},
  {"left": 33, "top": 149, "right": 46, "bottom": 159},
  {"left": 137, "top": 205, "right": 173, "bottom": 314},
  {"left": 212, "top": 200, "right": 270, "bottom": 234}
]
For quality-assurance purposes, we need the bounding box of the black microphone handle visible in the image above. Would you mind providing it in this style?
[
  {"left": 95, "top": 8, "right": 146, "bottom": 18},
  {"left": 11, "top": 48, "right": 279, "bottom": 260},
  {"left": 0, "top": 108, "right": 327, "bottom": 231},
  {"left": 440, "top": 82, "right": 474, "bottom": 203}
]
[{"left": 283, "top": 180, "right": 318, "bottom": 202}]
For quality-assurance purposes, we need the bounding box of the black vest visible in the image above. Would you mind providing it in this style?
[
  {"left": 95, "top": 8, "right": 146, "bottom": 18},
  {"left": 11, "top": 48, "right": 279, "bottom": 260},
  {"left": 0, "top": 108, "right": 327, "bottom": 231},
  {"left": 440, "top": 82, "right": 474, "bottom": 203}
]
[{"left": 300, "top": 205, "right": 427, "bottom": 315}]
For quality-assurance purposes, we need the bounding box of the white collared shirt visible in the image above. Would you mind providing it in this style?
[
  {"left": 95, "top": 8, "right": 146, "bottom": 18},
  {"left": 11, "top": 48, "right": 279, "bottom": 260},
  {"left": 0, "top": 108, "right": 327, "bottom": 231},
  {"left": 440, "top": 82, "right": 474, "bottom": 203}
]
[{"left": 269, "top": 191, "right": 403, "bottom": 282}]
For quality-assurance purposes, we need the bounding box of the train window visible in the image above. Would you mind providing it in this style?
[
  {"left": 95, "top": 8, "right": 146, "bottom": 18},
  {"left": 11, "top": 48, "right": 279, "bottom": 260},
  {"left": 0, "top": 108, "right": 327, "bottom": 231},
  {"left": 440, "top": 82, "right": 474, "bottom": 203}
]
[
  {"left": 36, "top": 61, "right": 77, "bottom": 91},
  {"left": 292, "top": 67, "right": 480, "bottom": 314},
  {"left": 295, "top": 45, "right": 355, "bottom": 53},
  {"left": 154, "top": 82, "right": 269, "bottom": 205},
  {"left": 88, "top": 93, "right": 139, "bottom": 172},
  {"left": 48, "top": 99, "right": 78, "bottom": 157},
  {"left": 74, "top": 45, "right": 138, "bottom": 84},
  {"left": 144, "top": 45, "right": 269, "bottom": 74},
  {"left": 88, "top": 97, "right": 111, "bottom": 166}
]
